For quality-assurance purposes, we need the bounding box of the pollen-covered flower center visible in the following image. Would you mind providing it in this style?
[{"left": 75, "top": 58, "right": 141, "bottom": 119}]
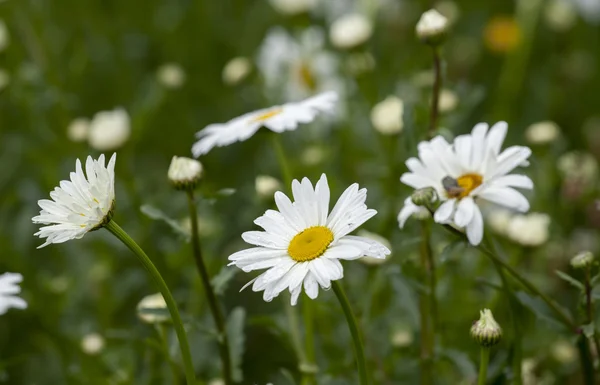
[
  {"left": 445, "top": 173, "right": 483, "bottom": 199},
  {"left": 288, "top": 226, "right": 334, "bottom": 262},
  {"left": 250, "top": 108, "right": 283, "bottom": 123}
]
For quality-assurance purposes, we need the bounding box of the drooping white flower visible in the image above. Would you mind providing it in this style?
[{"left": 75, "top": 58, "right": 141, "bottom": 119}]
[
  {"left": 67, "top": 118, "right": 90, "bottom": 142},
  {"left": 257, "top": 27, "right": 344, "bottom": 102},
  {"left": 356, "top": 230, "right": 392, "bottom": 265},
  {"left": 156, "top": 63, "right": 186, "bottom": 89},
  {"left": 137, "top": 293, "right": 169, "bottom": 323},
  {"left": 269, "top": 0, "right": 316, "bottom": 15},
  {"left": 398, "top": 197, "right": 431, "bottom": 228},
  {"left": 0, "top": 273, "right": 27, "bottom": 315},
  {"left": 416, "top": 9, "right": 449, "bottom": 42},
  {"left": 81, "top": 333, "right": 105, "bottom": 355},
  {"left": 32, "top": 154, "right": 117, "bottom": 248},
  {"left": 191, "top": 91, "right": 337, "bottom": 157},
  {"left": 222, "top": 57, "right": 252, "bottom": 86},
  {"left": 329, "top": 13, "right": 373, "bottom": 49},
  {"left": 88, "top": 108, "right": 131, "bottom": 151},
  {"left": 525, "top": 121, "right": 560, "bottom": 144},
  {"left": 399, "top": 122, "right": 533, "bottom": 245},
  {"left": 228, "top": 174, "right": 390, "bottom": 305},
  {"left": 256, "top": 175, "right": 282, "bottom": 199},
  {"left": 370, "top": 96, "right": 404, "bottom": 135},
  {"left": 506, "top": 212, "right": 550, "bottom": 247},
  {"left": 168, "top": 156, "right": 203, "bottom": 189}
]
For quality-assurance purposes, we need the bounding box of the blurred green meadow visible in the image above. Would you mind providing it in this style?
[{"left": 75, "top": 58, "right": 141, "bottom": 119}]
[{"left": 1, "top": 0, "right": 600, "bottom": 384}]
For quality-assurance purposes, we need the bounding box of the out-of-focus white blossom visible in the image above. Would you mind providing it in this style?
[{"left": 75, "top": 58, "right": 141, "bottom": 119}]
[
  {"left": 544, "top": 0, "right": 578, "bottom": 31},
  {"left": 88, "top": 108, "right": 131, "bottom": 151},
  {"left": 168, "top": 156, "right": 203, "bottom": 189},
  {"left": 391, "top": 329, "right": 414, "bottom": 347},
  {"left": 137, "top": 293, "right": 169, "bottom": 324},
  {"left": 370, "top": 96, "right": 404, "bottom": 135},
  {"left": 81, "top": 333, "right": 105, "bottom": 355},
  {"left": 329, "top": 13, "right": 373, "bottom": 49},
  {"left": 438, "top": 89, "right": 458, "bottom": 113},
  {"left": 525, "top": 121, "right": 560, "bottom": 145},
  {"left": 157, "top": 63, "right": 186, "bottom": 89},
  {"left": 357, "top": 230, "right": 392, "bottom": 265},
  {"left": 558, "top": 151, "right": 598, "bottom": 183},
  {"left": 0, "top": 20, "right": 9, "bottom": 52},
  {"left": 551, "top": 339, "right": 577, "bottom": 364},
  {"left": 0, "top": 273, "right": 27, "bottom": 315},
  {"left": 222, "top": 57, "right": 252, "bottom": 86},
  {"left": 67, "top": 118, "right": 90, "bottom": 143},
  {"left": 416, "top": 9, "right": 448, "bottom": 42},
  {"left": 269, "top": 0, "right": 316, "bottom": 15},
  {"left": 487, "top": 209, "right": 513, "bottom": 235},
  {"left": 255, "top": 175, "right": 281, "bottom": 199},
  {"left": 506, "top": 213, "right": 551, "bottom": 247}
]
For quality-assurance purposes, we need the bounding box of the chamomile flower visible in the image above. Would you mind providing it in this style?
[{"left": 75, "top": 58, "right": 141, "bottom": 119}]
[
  {"left": 0, "top": 273, "right": 27, "bottom": 315},
  {"left": 191, "top": 92, "right": 337, "bottom": 157},
  {"left": 32, "top": 154, "right": 116, "bottom": 248},
  {"left": 228, "top": 174, "right": 390, "bottom": 305},
  {"left": 399, "top": 122, "right": 532, "bottom": 245}
]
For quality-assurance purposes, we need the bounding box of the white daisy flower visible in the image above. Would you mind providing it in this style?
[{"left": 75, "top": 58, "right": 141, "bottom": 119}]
[
  {"left": 399, "top": 122, "right": 533, "bottom": 245},
  {"left": 32, "top": 154, "right": 117, "bottom": 248},
  {"left": 0, "top": 272, "right": 27, "bottom": 315},
  {"left": 191, "top": 91, "right": 337, "bottom": 157},
  {"left": 228, "top": 174, "right": 390, "bottom": 305}
]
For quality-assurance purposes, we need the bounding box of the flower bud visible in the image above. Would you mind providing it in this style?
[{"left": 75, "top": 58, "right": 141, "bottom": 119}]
[
  {"left": 81, "top": 333, "right": 105, "bottom": 355},
  {"left": 156, "top": 63, "right": 186, "bottom": 89},
  {"left": 168, "top": 156, "right": 203, "bottom": 190},
  {"left": 222, "top": 57, "right": 252, "bottom": 86},
  {"left": 571, "top": 251, "right": 594, "bottom": 270},
  {"left": 370, "top": 96, "right": 404, "bottom": 135},
  {"left": 416, "top": 9, "right": 448, "bottom": 45},
  {"left": 411, "top": 187, "right": 437, "bottom": 207},
  {"left": 137, "top": 293, "right": 170, "bottom": 324},
  {"left": 470, "top": 309, "right": 502, "bottom": 347},
  {"left": 255, "top": 175, "right": 281, "bottom": 199}
]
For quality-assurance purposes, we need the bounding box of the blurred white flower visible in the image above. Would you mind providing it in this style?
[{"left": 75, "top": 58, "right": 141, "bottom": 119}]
[
  {"left": 256, "top": 175, "right": 281, "bottom": 199},
  {"left": 329, "top": 13, "right": 373, "bottom": 49},
  {"left": 192, "top": 91, "right": 337, "bottom": 156},
  {"left": 88, "top": 108, "right": 131, "bottom": 151},
  {"left": 156, "top": 63, "right": 186, "bottom": 89},
  {"left": 370, "top": 96, "right": 404, "bottom": 135},
  {"left": 81, "top": 333, "right": 105, "bottom": 355},
  {"left": 222, "top": 57, "right": 252, "bottom": 86},
  {"left": 0, "top": 273, "right": 27, "bottom": 315},
  {"left": 391, "top": 329, "right": 414, "bottom": 348},
  {"left": 398, "top": 197, "right": 431, "bottom": 228},
  {"left": 257, "top": 27, "right": 345, "bottom": 102},
  {"left": 0, "top": 20, "right": 9, "bottom": 52},
  {"left": 544, "top": 0, "right": 578, "bottom": 31},
  {"left": 525, "top": 121, "right": 560, "bottom": 145},
  {"left": 416, "top": 9, "right": 448, "bottom": 41},
  {"left": 400, "top": 122, "right": 532, "bottom": 245},
  {"left": 67, "top": 118, "right": 90, "bottom": 143},
  {"left": 557, "top": 151, "right": 598, "bottom": 183},
  {"left": 551, "top": 339, "right": 577, "bottom": 364},
  {"left": 438, "top": 89, "right": 458, "bottom": 113},
  {"left": 487, "top": 208, "right": 513, "bottom": 235},
  {"left": 229, "top": 174, "right": 390, "bottom": 305},
  {"left": 357, "top": 230, "right": 392, "bottom": 265},
  {"left": 269, "top": 0, "right": 316, "bottom": 15},
  {"left": 506, "top": 213, "right": 551, "bottom": 247},
  {"left": 137, "top": 293, "right": 169, "bottom": 323},
  {"left": 0, "top": 68, "right": 9, "bottom": 91},
  {"left": 168, "top": 156, "right": 203, "bottom": 189},
  {"left": 32, "top": 154, "right": 116, "bottom": 248}
]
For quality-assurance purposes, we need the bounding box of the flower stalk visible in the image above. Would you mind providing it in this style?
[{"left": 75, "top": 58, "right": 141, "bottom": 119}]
[
  {"left": 185, "top": 190, "right": 233, "bottom": 385},
  {"left": 419, "top": 221, "right": 435, "bottom": 385},
  {"left": 477, "top": 347, "right": 490, "bottom": 385},
  {"left": 332, "top": 281, "right": 369, "bottom": 385},
  {"left": 104, "top": 220, "right": 196, "bottom": 385},
  {"left": 429, "top": 46, "right": 442, "bottom": 139}
]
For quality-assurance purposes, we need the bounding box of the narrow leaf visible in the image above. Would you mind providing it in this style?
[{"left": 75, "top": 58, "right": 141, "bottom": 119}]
[
  {"left": 140, "top": 205, "right": 190, "bottom": 241},
  {"left": 212, "top": 266, "right": 238, "bottom": 296},
  {"left": 515, "top": 291, "right": 566, "bottom": 330},
  {"left": 227, "top": 307, "right": 246, "bottom": 382},
  {"left": 555, "top": 270, "right": 585, "bottom": 291}
]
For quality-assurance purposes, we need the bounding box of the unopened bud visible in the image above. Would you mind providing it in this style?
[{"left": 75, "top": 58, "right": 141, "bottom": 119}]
[
  {"left": 411, "top": 187, "right": 437, "bottom": 207},
  {"left": 416, "top": 9, "right": 448, "bottom": 45},
  {"left": 168, "top": 156, "right": 203, "bottom": 190},
  {"left": 571, "top": 251, "right": 594, "bottom": 270},
  {"left": 471, "top": 309, "right": 502, "bottom": 347}
]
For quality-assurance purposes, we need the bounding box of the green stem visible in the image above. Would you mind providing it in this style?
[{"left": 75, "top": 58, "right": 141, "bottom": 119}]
[
  {"left": 428, "top": 46, "right": 442, "bottom": 139},
  {"left": 271, "top": 134, "right": 293, "bottom": 187},
  {"left": 419, "top": 221, "right": 434, "bottom": 385},
  {"left": 576, "top": 335, "right": 596, "bottom": 385},
  {"left": 332, "top": 281, "right": 368, "bottom": 385},
  {"left": 186, "top": 190, "right": 233, "bottom": 385},
  {"left": 104, "top": 220, "right": 196, "bottom": 385},
  {"left": 583, "top": 268, "right": 600, "bottom": 369},
  {"left": 157, "top": 324, "right": 180, "bottom": 385},
  {"left": 477, "top": 347, "right": 490, "bottom": 385}
]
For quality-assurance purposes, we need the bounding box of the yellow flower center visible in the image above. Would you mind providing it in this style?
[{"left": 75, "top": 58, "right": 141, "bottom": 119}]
[
  {"left": 297, "top": 62, "right": 317, "bottom": 91},
  {"left": 288, "top": 226, "right": 334, "bottom": 262},
  {"left": 446, "top": 173, "right": 483, "bottom": 199},
  {"left": 250, "top": 108, "right": 283, "bottom": 123}
]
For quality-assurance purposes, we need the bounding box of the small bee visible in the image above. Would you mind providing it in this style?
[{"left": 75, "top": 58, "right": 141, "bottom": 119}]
[{"left": 442, "top": 176, "right": 464, "bottom": 198}]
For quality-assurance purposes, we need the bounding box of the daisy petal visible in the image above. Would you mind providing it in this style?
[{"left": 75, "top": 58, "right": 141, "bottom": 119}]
[{"left": 466, "top": 205, "right": 484, "bottom": 245}]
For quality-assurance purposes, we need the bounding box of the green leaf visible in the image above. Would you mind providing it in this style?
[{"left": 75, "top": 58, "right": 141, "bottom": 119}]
[
  {"left": 555, "top": 270, "right": 585, "bottom": 291},
  {"left": 439, "top": 239, "right": 468, "bottom": 264},
  {"left": 227, "top": 307, "right": 246, "bottom": 383},
  {"left": 140, "top": 204, "right": 190, "bottom": 241},
  {"left": 438, "top": 348, "right": 477, "bottom": 381},
  {"left": 515, "top": 291, "right": 566, "bottom": 330},
  {"left": 212, "top": 266, "right": 238, "bottom": 296},
  {"left": 591, "top": 273, "right": 600, "bottom": 287}
]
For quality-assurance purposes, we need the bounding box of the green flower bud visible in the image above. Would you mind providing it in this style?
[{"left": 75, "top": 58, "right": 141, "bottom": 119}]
[
  {"left": 571, "top": 251, "right": 594, "bottom": 270},
  {"left": 168, "top": 156, "right": 203, "bottom": 191},
  {"left": 471, "top": 309, "right": 502, "bottom": 347},
  {"left": 411, "top": 187, "right": 438, "bottom": 207}
]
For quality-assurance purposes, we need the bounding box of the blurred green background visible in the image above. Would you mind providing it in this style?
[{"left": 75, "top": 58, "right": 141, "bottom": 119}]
[{"left": 1, "top": 0, "right": 600, "bottom": 384}]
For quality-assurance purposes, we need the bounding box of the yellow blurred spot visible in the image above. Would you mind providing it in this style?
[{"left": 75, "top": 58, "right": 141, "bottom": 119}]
[
  {"left": 484, "top": 16, "right": 521, "bottom": 53},
  {"left": 250, "top": 108, "right": 283, "bottom": 123},
  {"left": 297, "top": 61, "right": 317, "bottom": 91}
]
